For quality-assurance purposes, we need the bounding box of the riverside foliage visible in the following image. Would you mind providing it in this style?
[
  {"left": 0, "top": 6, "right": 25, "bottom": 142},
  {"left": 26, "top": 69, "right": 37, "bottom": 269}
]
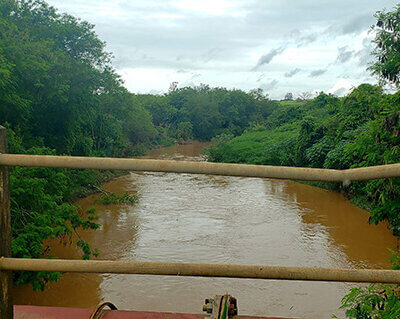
[
  {"left": 0, "top": 0, "right": 275, "bottom": 289},
  {"left": 206, "top": 86, "right": 400, "bottom": 235}
]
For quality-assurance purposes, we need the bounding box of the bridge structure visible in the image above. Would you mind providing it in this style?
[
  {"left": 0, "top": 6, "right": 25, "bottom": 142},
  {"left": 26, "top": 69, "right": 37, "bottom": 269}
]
[{"left": 1, "top": 125, "right": 400, "bottom": 318}]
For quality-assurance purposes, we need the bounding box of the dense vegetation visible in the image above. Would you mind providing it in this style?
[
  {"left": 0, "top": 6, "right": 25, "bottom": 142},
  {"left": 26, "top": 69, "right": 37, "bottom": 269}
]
[
  {"left": 206, "top": 86, "right": 400, "bottom": 235},
  {"left": 137, "top": 85, "right": 275, "bottom": 142},
  {"left": 0, "top": 0, "right": 275, "bottom": 289}
]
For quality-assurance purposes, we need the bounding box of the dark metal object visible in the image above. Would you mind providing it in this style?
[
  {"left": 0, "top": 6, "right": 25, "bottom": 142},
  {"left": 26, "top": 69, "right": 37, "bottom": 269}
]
[
  {"left": 203, "top": 295, "right": 238, "bottom": 319},
  {"left": 89, "top": 302, "right": 118, "bottom": 319}
]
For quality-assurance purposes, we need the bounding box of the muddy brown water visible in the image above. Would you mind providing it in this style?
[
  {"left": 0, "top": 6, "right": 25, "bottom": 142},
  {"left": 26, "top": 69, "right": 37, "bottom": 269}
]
[{"left": 14, "top": 141, "right": 398, "bottom": 318}]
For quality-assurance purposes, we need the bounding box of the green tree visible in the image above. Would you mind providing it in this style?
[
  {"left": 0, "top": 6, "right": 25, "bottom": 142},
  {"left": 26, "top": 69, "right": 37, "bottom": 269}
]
[
  {"left": 295, "top": 116, "right": 324, "bottom": 166},
  {"left": 284, "top": 92, "right": 293, "bottom": 100},
  {"left": 10, "top": 146, "right": 99, "bottom": 290},
  {"left": 176, "top": 121, "right": 193, "bottom": 141},
  {"left": 370, "top": 4, "right": 400, "bottom": 86},
  {"left": 0, "top": 0, "right": 159, "bottom": 290}
]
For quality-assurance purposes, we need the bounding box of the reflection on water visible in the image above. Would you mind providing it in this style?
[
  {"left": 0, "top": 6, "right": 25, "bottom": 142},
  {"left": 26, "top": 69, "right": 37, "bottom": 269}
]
[{"left": 14, "top": 141, "right": 398, "bottom": 318}]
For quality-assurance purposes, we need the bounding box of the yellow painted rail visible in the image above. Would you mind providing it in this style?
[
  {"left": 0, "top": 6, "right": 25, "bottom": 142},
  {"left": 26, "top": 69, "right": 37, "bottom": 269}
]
[
  {"left": 1, "top": 153, "right": 400, "bottom": 182},
  {"left": 1, "top": 258, "right": 400, "bottom": 284}
]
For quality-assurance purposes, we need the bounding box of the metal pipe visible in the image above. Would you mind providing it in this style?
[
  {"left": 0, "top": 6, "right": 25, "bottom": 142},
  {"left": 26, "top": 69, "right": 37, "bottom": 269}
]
[
  {"left": 0, "top": 154, "right": 399, "bottom": 182},
  {"left": 0, "top": 127, "right": 12, "bottom": 319},
  {"left": 1, "top": 258, "right": 400, "bottom": 284}
]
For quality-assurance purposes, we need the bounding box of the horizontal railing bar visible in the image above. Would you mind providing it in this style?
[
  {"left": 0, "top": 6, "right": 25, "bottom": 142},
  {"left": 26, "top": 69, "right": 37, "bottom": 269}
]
[
  {"left": 0, "top": 154, "right": 399, "bottom": 182},
  {"left": 1, "top": 257, "right": 399, "bottom": 283}
]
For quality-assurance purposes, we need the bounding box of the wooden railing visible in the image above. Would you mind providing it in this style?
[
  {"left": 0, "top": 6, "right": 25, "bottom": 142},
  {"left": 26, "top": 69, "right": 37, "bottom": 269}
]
[{"left": 1, "top": 125, "right": 400, "bottom": 318}]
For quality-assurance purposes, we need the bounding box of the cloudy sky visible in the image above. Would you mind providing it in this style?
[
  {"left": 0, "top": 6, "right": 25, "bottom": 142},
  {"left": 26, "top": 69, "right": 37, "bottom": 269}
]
[{"left": 47, "top": 0, "right": 397, "bottom": 99}]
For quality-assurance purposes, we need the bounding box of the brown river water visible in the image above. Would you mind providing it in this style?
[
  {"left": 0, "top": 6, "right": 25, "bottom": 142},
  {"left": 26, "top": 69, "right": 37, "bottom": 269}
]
[{"left": 14, "top": 141, "right": 398, "bottom": 318}]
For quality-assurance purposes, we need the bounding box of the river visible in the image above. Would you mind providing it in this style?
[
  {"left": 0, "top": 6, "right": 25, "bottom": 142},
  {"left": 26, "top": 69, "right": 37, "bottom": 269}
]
[{"left": 14, "top": 141, "right": 398, "bottom": 318}]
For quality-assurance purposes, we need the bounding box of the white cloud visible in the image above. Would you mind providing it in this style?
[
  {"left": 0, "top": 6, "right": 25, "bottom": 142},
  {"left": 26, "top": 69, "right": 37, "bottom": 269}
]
[
  {"left": 327, "top": 79, "right": 355, "bottom": 96},
  {"left": 284, "top": 68, "right": 301, "bottom": 78},
  {"left": 45, "top": 0, "right": 397, "bottom": 99}
]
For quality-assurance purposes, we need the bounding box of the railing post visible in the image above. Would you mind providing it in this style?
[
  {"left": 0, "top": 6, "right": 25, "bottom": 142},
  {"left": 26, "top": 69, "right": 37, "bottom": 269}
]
[{"left": 0, "top": 126, "right": 12, "bottom": 319}]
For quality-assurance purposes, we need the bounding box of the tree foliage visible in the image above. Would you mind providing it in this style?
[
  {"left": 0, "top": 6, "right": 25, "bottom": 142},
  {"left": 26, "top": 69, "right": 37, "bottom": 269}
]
[
  {"left": 138, "top": 85, "right": 276, "bottom": 142},
  {"left": 0, "top": 0, "right": 158, "bottom": 289},
  {"left": 337, "top": 284, "right": 400, "bottom": 319},
  {"left": 370, "top": 4, "right": 400, "bottom": 86}
]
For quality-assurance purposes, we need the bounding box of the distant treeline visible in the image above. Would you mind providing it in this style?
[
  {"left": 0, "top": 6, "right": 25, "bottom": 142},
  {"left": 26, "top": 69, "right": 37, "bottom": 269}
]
[
  {"left": 0, "top": 0, "right": 275, "bottom": 155},
  {"left": 206, "top": 85, "right": 400, "bottom": 237},
  {"left": 0, "top": 0, "right": 275, "bottom": 289},
  {"left": 136, "top": 85, "right": 275, "bottom": 142}
]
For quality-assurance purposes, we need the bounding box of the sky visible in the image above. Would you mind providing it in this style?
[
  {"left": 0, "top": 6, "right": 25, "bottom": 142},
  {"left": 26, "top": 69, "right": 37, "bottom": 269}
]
[{"left": 46, "top": 0, "right": 398, "bottom": 99}]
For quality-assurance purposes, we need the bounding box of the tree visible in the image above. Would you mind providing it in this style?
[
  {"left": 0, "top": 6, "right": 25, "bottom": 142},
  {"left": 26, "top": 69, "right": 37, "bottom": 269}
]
[
  {"left": 168, "top": 81, "right": 178, "bottom": 93},
  {"left": 0, "top": 0, "right": 160, "bottom": 290},
  {"left": 249, "top": 88, "right": 269, "bottom": 101},
  {"left": 312, "top": 92, "right": 339, "bottom": 109},
  {"left": 297, "top": 91, "right": 312, "bottom": 101},
  {"left": 176, "top": 121, "right": 193, "bottom": 141},
  {"left": 370, "top": 4, "right": 400, "bottom": 86},
  {"left": 284, "top": 92, "right": 293, "bottom": 100}
]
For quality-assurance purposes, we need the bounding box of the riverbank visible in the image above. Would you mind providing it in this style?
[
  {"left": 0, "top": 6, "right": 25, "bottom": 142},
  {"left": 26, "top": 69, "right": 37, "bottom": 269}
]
[{"left": 67, "top": 170, "right": 129, "bottom": 202}]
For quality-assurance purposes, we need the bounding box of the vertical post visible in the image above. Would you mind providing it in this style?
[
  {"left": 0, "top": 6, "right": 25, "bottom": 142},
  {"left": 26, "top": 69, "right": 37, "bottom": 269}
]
[{"left": 0, "top": 126, "right": 12, "bottom": 318}]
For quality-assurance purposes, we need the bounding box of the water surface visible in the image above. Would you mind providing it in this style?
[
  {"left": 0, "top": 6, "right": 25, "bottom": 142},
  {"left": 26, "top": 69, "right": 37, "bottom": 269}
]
[{"left": 15, "top": 141, "right": 398, "bottom": 318}]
